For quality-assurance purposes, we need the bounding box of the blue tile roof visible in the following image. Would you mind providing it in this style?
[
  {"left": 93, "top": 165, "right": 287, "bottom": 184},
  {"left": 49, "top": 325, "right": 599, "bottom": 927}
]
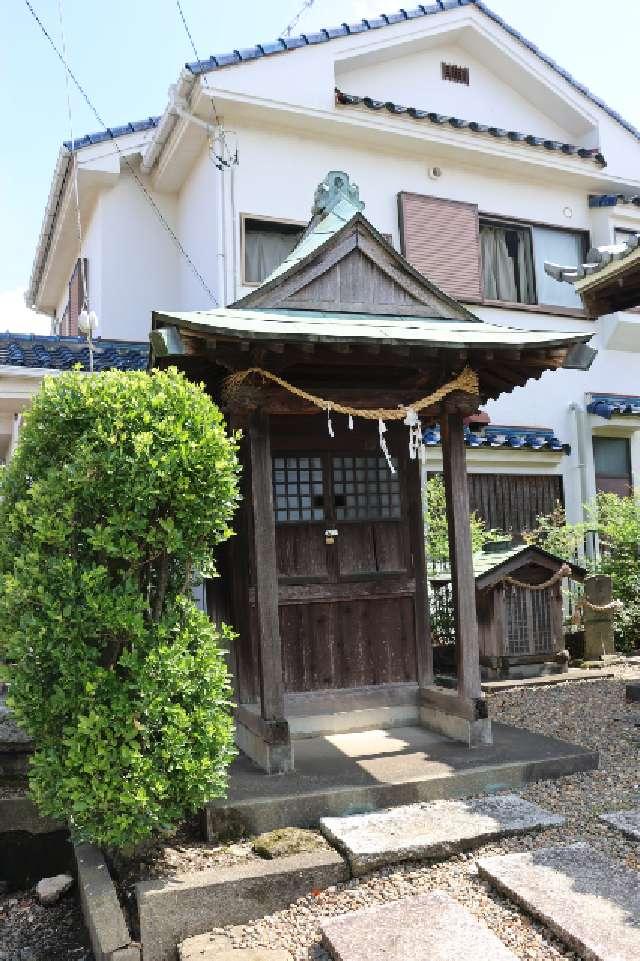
[
  {"left": 422, "top": 423, "right": 567, "bottom": 452},
  {"left": 589, "top": 194, "right": 640, "bottom": 208},
  {"left": 586, "top": 393, "right": 640, "bottom": 419},
  {"left": 63, "top": 117, "right": 160, "bottom": 152},
  {"left": 0, "top": 334, "right": 148, "bottom": 372},
  {"left": 184, "top": 1, "right": 640, "bottom": 143},
  {"left": 336, "top": 90, "right": 606, "bottom": 166}
]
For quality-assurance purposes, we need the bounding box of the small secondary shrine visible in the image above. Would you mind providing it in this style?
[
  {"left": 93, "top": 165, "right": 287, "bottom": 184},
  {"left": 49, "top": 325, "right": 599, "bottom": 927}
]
[
  {"left": 151, "top": 172, "right": 592, "bottom": 773},
  {"left": 430, "top": 544, "right": 585, "bottom": 680}
]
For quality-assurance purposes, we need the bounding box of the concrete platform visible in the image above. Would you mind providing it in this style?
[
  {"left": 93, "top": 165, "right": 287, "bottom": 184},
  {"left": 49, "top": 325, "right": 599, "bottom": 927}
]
[
  {"left": 320, "top": 795, "right": 563, "bottom": 876},
  {"left": 600, "top": 809, "right": 640, "bottom": 840},
  {"left": 320, "top": 891, "right": 518, "bottom": 961},
  {"left": 205, "top": 723, "right": 598, "bottom": 838},
  {"left": 478, "top": 843, "right": 640, "bottom": 961},
  {"left": 482, "top": 667, "right": 615, "bottom": 692}
]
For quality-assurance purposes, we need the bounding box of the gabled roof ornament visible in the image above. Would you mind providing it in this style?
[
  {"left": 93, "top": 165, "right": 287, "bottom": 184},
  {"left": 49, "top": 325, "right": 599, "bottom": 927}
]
[{"left": 312, "top": 171, "right": 365, "bottom": 217}]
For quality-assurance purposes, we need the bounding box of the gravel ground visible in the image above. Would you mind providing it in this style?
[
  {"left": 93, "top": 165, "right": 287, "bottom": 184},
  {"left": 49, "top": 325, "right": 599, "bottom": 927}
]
[
  {"left": 0, "top": 888, "right": 93, "bottom": 961},
  {"left": 202, "top": 665, "right": 640, "bottom": 961}
]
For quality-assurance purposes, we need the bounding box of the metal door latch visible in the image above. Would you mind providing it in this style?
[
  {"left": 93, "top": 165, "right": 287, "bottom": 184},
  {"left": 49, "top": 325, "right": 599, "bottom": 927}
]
[{"left": 324, "top": 528, "right": 339, "bottom": 544}]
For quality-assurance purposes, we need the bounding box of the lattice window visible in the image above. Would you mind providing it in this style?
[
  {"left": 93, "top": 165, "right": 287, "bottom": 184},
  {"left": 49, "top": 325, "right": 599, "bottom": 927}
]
[
  {"left": 531, "top": 589, "right": 553, "bottom": 654},
  {"left": 272, "top": 456, "right": 324, "bottom": 523},
  {"left": 332, "top": 456, "right": 401, "bottom": 520},
  {"left": 506, "top": 585, "right": 529, "bottom": 655}
]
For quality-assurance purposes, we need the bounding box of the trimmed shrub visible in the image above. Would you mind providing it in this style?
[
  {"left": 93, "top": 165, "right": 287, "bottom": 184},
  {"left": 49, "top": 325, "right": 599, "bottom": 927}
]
[{"left": 0, "top": 368, "right": 240, "bottom": 850}]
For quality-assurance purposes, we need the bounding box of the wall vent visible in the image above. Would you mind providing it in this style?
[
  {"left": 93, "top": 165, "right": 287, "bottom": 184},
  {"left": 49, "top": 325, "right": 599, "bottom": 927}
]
[{"left": 441, "top": 62, "right": 469, "bottom": 85}]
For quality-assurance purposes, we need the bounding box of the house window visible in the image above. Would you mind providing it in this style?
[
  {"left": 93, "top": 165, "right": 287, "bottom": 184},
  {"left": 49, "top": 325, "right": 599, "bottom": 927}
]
[
  {"left": 480, "top": 219, "right": 585, "bottom": 308},
  {"left": 441, "top": 62, "right": 469, "bottom": 85},
  {"left": 593, "top": 436, "right": 632, "bottom": 496},
  {"left": 614, "top": 227, "right": 638, "bottom": 245},
  {"left": 243, "top": 217, "right": 304, "bottom": 285}
]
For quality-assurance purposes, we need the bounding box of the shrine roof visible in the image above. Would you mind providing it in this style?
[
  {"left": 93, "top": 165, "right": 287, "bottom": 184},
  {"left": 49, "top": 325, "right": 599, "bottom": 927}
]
[
  {"left": 152, "top": 307, "right": 592, "bottom": 353},
  {"left": 430, "top": 543, "right": 585, "bottom": 586}
]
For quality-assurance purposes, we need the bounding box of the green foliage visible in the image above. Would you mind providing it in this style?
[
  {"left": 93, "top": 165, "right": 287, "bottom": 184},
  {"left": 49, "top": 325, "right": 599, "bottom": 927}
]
[
  {"left": 525, "top": 493, "right": 640, "bottom": 653},
  {"left": 424, "top": 473, "right": 495, "bottom": 568},
  {"left": 0, "top": 368, "right": 241, "bottom": 850}
]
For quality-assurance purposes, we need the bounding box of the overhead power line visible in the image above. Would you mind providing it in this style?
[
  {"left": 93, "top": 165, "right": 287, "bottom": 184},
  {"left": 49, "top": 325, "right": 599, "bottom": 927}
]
[
  {"left": 282, "top": 0, "right": 317, "bottom": 38},
  {"left": 23, "top": 0, "right": 218, "bottom": 305},
  {"left": 174, "top": 0, "right": 237, "bottom": 170}
]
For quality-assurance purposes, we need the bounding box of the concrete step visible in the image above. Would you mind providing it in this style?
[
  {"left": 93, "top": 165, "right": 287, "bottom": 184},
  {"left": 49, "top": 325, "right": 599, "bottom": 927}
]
[
  {"left": 600, "top": 808, "right": 640, "bottom": 840},
  {"left": 321, "top": 890, "right": 518, "bottom": 961},
  {"left": 478, "top": 843, "right": 640, "bottom": 961},
  {"left": 320, "top": 794, "right": 563, "bottom": 876}
]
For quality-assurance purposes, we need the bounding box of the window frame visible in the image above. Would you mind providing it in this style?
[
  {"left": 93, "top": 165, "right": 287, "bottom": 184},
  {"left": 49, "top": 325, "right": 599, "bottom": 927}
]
[
  {"left": 240, "top": 213, "right": 306, "bottom": 288},
  {"left": 272, "top": 450, "right": 405, "bottom": 526},
  {"left": 479, "top": 212, "right": 589, "bottom": 316},
  {"left": 592, "top": 434, "right": 633, "bottom": 496}
]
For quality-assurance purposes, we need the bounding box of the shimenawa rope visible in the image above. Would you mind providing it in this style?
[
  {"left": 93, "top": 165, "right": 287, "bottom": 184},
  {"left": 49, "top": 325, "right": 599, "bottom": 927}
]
[
  {"left": 223, "top": 366, "right": 479, "bottom": 420},
  {"left": 503, "top": 563, "right": 572, "bottom": 591}
]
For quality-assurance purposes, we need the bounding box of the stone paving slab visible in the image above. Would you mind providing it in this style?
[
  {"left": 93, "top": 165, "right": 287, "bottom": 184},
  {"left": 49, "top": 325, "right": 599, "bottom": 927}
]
[
  {"left": 320, "top": 890, "right": 518, "bottom": 961},
  {"left": 319, "top": 793, "right": 563, "bottom": 875},
  {"left": 478, "top": 843, "right": 640, "bottom": 961},
  {"left": 179, "top": 933, "right": 290, "bottom": 961},
  {"left": 600, "top": 809, "right": 640, "bottom": 840},
  {"left": 626, "top": 682, "right": 640, "bottom": 703}
]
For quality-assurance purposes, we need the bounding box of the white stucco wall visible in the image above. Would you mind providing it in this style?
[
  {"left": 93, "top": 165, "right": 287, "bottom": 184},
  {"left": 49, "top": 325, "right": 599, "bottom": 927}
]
[
  {"left": 98, "top": 173, "right": 179, "bottom": 341},
  {"left": 37, "top": 5, "right": 640, "bottom": 530}
]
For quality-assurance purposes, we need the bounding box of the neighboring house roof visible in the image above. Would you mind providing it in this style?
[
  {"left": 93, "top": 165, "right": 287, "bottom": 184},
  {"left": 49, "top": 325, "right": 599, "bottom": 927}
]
[
  {"left": 336, "top": 90, "right": 607, "bottom": 166},
  {"left": 63, "top": 116, "right": 160, "bottom": 152},
  {"left": 0, "top": 334, "right": 148, "bottom": 372},
  {"left": 423, "top": 424, "right": 567, "bottom": 452},
  {"left": 589, "top": 194, "right": 640, "bottom": 208},
  {"left": 185, "top": 0, "right": 640, "bottom": 143},
  {"left": 586, "top": 392, "right": 640, "bottom": 419}
]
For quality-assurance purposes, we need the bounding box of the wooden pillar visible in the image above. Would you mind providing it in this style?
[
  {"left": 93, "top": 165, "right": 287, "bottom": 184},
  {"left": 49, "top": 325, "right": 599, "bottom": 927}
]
[
  {"left": 249, "top": 409, "right": 285, "bottom": 721},
  {"left": 406, "top": 455, "right": 433, "bottom": 687},
  {"left": 241, "top": 408, "right": 292, "bottom": 773},
  {"left": 440, "top": 411, "right": 482, "bottom": 701}
]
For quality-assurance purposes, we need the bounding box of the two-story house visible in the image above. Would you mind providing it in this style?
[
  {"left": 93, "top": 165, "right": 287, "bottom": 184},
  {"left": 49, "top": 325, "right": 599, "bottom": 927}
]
[{"left": 26, "top": 0, "right": 640, "bottom": 535}]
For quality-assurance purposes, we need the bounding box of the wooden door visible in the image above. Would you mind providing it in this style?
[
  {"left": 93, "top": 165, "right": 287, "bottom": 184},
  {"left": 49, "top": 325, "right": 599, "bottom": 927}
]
[{"left": 272, "top": 424, "right": 419, "bottom": 693}]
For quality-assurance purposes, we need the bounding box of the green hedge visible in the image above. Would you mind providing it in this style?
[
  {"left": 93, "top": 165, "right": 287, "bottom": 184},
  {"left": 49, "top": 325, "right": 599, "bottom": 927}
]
[{"left": 0, "top": 368, "right": 240, "bottom": 850}]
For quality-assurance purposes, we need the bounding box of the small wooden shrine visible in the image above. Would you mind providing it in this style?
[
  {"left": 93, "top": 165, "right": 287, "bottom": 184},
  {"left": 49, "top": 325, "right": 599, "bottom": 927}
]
[
  {"left": 431, "top": 544, "right": 585, "bottom": 680},
  {"left": 150, "top": 171, "right": 593, "bottom": 773}
]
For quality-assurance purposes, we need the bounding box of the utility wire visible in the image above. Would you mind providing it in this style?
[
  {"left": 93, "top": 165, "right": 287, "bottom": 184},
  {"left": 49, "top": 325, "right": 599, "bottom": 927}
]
[
  {"left": 282, "top": 0, "right": 316, "bottom": 38},
  {"left": 56, "top": 0, "right": 95, "bottom": 370},
  {"left": 24, "top": 0, "right": 218, "bottom": 305},
  {"left": 174, "top": 0, "right": 237, "bottom": 171}
]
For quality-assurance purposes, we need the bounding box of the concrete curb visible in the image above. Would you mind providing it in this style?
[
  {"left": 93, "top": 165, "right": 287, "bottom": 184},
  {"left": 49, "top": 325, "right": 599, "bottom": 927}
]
[
  {"left": 74, "top": 842, "right": 141, "bottom": 961},
  {"left": 136, "top": 847, "right": 348, "bottom": 961}
]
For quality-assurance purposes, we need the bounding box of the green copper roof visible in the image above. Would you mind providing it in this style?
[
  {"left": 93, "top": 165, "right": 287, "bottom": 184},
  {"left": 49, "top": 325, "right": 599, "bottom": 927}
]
[
  {"left": 152, "top": 306, "right": 592, "bottom": 352},
  {"left": 259, "top": 171, "right": 365, "bottom": 286}
]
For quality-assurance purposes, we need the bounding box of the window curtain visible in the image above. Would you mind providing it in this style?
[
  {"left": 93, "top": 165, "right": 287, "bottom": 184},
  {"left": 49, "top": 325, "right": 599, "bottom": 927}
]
[
  {"left": 480, "top": 225, "right": 517, "bottom": 301},
  {"left": 516, "top": 231, "right": 536, "bottom": 304},
  {"left": 532, "top": 226, "right": 583, "bottom": 308},
  {"left": 245, "top": 228, "right": 300, "bottom": 284}
]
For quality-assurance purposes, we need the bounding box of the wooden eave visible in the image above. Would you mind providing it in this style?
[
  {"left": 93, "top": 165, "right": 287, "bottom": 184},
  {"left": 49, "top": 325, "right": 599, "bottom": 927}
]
[
  {"left": 151, "top": 310, "right": 592, "bottom": 414},
  {"left": 575, "top": 248, "right": 640, "bottom": 316}
]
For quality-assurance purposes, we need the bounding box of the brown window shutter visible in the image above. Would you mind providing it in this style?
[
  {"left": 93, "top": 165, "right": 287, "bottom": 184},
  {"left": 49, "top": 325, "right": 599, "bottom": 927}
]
[
  {"left": 398, "top": 192, "right": 482, "bottom": 301},
  {"left": 68, "top": 258, "right": 88, "bottom": 336}
]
